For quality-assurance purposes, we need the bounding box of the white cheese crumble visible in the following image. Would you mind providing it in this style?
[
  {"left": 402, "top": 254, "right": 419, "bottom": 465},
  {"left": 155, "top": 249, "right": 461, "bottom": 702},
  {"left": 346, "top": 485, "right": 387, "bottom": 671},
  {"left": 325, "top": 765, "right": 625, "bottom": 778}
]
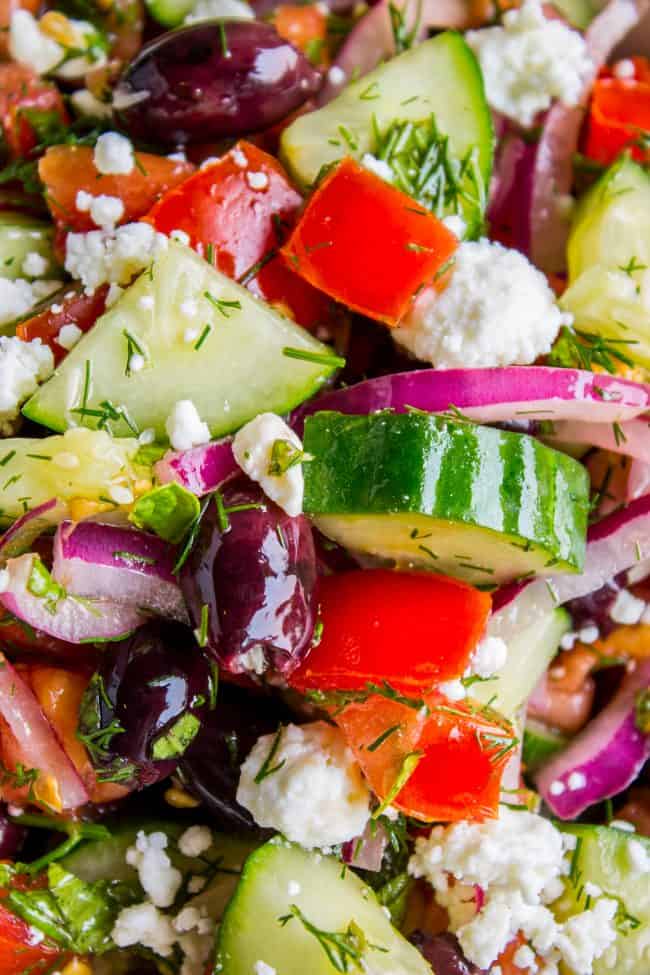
[
  {"left": 94, "top": 132, "right": 135, "bottom": 175},
  {"left": 112, "top": 902, "right": 177, "bottom": 956},
  {"left": 0, "top": 278, "right": 61, "bottom": 327},
  {"left": 609, "top": 588, "right": 645, "bottom": 625},
  {"left": 231, "top": 147, "right": 248, "bottom": 168},
  {"left": 467, "top": 636, "right": 508, "bottom": 679},
  {"left": 64, "top": 222, "right": 168, "bottom": 292},
  {"left": 466, "top": 0, "right": 593, "bottom": 128},
  {"left": 233, "top": 412, "right": 305, "bottom": 517},
  {"left": 9, "top": 11, "right": 106, "bottom": 79},
  {"left": 253, "top": 963, "right": 277, "bottom": 975},
  {"left": 178, "top": 825, "right": 213, "bottom": 858},
  {"left": 408, "top": 808, "right": 618, "bottom": 973},
  {"left": 56, "top": 323, "right": 83, "bottom": 350},
  {"left": 22, "top": 252, "right": 49, "bottom": 278},
  {"left": 360, "top": 153, "right": 394, "bottom": 183},
  {"left": 577, "top": 624, "right": 599, "bottom": 645},
  {"left": 327, "top": 65, "right": 346, "bottom": 86},
  {"left": 171, "top": 229, "right": 191, "bottom": 246},
  {"left": 237, "top": 721, "right": 371, "bottom": 849},
  {"left": 125, "top": 830, "right": 183, "bottom": 908},
  {"left": 627, "top": 839, "right": 649, "bottom": 874},
  {"left": 247, "top": 171, "right": 269, "bottom": 191},
  {"left": 613, "top": 58, "right": 635, "bottom": 79},
  {"left": 165, "top": 400, "right": 211, "bottom": 452},
  {"left": 393, "top": 239, "right": 569, "bottom": 369},
  {"left": 438, "top": 678, "right": 467, "bottom": 702},
  {"left": 0, "top": 337, "right": 54, "bottom": 436},
  {"left": 184, "top": 0, "right": 254, "bottom": 23},
  {"left": 76, "top": 190, "right": 125, "bottom": 231},
  {"left": 567, "top": 771, "right": 587, "bottom": 791}
]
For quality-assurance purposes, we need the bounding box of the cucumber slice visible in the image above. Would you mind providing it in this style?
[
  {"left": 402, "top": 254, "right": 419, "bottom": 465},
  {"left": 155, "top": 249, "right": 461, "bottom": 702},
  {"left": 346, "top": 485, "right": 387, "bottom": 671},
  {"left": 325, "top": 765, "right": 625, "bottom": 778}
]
[
  {"left": 280, "top": 32, "right": 493, "bottom": 238},
  {"left": 216, "top": 839, "right": 430, "bottom": 975},
  {"left": 302, "top": 412, "right": 589, "bottom": 586},
  {"left": 0, "top": 428, "right": 142, "bottom": 527},
  {"left": 23, "top": 242, "right": 338, "bottom": 439},
  {"left": 522, "top": 718, "right": 570, "bottom": 774},
  {"left": 0, "top": 211, "right": 57, "bottom": 282},
  {"left": 144, "top": 0, "right": 195, "bottom": 26},
  {"left": 550, "top": 0, "right": 598, "bottom": 28},
  {"left": 471, "top": 609, "right": 570, "bottom": 718},
  {"left": 554, "top": 824, "right": 650, "bottom": 975}
]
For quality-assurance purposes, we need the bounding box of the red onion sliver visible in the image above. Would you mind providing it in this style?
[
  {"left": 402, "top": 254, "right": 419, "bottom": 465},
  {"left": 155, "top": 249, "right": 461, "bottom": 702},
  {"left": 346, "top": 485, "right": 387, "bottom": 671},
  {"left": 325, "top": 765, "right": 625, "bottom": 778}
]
[
  {"left": 0, "top": 499, "right": 68, "bottom": 565},
  {"left": 546, "top": 418, "right": 650, "bottom": 463},
  {"left": 0, "top": 651, "right": 88, "bottom": 811},
  {"left": 155, "top": 438, "right": 237, "bottom": 497},
  {"left": 0, "top": 553, "right": 146, "bottom": 644},
  {"left": 536, "top": 659, "right": 650, "bottom": 818},
  {"left": 341, "top": 820, "right": 388, "bottom": 871},
  {"left": 53, "top": 521, "right": 188, "bottom": 623}
]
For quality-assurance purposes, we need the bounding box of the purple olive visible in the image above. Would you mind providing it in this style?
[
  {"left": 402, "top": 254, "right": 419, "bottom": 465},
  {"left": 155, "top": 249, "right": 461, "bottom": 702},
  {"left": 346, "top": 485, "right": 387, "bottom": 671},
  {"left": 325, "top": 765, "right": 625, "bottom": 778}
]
[
  {"left": 0, "top": 804, "right": 26, "bottom": 859},
  {"left": 180, "top": 478, "right": 318, "bottom": 679},
  {"left": 178, "top": 683, "right": 290, "bottom": 829},
  {"left": 114, "top": 21, "right": 321, "bottom": 145},
  {"left": 78, "top": 621, "right": 215, "bottom": 789},
  {"left": 410, "top": 932, "right": 483, "bottom": 975}
]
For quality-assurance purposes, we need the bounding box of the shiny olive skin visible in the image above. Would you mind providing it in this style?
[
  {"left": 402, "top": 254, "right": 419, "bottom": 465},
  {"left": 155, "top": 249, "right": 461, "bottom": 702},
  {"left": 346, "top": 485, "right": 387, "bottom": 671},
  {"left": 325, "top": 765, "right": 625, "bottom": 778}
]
[
  {"left": 178, "top": 683, "right": 290, "bottom": 830},
  {"left": 409, "top": 933, "right": 482, "bottom": 975},
  {"left": 114, "top": 21, "right": 321, "bottom": 145},
  {"left": 180, "top": 478, "right": 318, "bottom": 678},
  {"left": 78, "top": 621, "right": 215, "bottom": 789}
]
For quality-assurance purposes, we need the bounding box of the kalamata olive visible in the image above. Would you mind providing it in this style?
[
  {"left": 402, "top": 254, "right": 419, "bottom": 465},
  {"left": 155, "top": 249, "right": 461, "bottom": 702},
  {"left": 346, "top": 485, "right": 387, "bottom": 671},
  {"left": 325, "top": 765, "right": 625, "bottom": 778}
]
[
  {"left": 114, "top": 21, "right": 321, "bottom": 145},
  {"left": 78, "top": 621, "right": 216, "bottom": 789},
  {"left": 410, "top": 932, "right": 483, "bottom": 975},
  {"left": 178, "top": 683, "right": 290, "bottom": 829},
  {"left": 0, "top": 804, "right": 26, "bottom": 859},
  {"left": 181, "top": 478, "right": 317, "bottom": 679}
]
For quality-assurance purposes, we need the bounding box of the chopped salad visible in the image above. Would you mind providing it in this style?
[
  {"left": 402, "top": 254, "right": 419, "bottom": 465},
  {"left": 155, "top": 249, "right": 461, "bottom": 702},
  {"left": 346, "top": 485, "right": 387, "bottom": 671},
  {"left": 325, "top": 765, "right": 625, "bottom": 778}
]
[{"left": 0, "top": 0, "right": 648, "bottom": 973}]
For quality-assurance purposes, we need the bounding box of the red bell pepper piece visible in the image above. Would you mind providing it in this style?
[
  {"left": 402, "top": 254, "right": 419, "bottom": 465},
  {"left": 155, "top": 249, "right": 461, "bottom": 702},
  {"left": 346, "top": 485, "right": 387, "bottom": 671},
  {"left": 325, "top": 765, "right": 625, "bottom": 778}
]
[
  {"left": 145, "top": 140, "right": 334, "bottom": 331},
  {"left": 0, "top": 904, "right": 62, "bottom": 975},
  {"left": 584, "top": 78, "right": 650, "bottom": 166},
  {"left": 16, "top": 285, "right": 108, "bottom": 363},
  {"left": 289, "top": 569, "right": 491, "bottom": 695},
  {"left": 0, "top": 64, "right": 67, "bottom": 158},
  {"left": 281, "top": 157, "right": 459, "bottom": 325},
  {"left": 38, "top": 145, "right": 195, "bottom": 233},
  {"left": 334, "top": 691, "right": 515, "bottom": 822}
]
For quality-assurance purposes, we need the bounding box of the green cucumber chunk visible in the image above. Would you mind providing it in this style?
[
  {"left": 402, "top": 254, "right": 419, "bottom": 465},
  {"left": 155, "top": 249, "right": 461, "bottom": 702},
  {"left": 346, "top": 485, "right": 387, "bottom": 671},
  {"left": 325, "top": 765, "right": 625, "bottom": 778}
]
[
  {"left": 144, "top": 0, "right": 195, "bottom": 26},
  {"left": 472, "top": 609, "right": 570, "bottom": 718},
  {"left": 522, "top": 718, "right": 570, "bottom": 774},
  {"left": 554, "top": 824, "right": 650, "bottom": 975},
  {"left": 0, "top": 211, "right": 57, "bottom": 282},
  {"left": 302, "top": 411, "right": 589, "bottom": 585},
  {"left": 215, "top": 838, "right": 430, "bottom": 975},
  {"left": 0, "top": 428, "right": 142, "bottom": 527},
  {"left": 23, "top": 241, "right": 338, "bottom": 439},
  {"left": 280, "top": 31, "right": 493, "bottom": 238}
]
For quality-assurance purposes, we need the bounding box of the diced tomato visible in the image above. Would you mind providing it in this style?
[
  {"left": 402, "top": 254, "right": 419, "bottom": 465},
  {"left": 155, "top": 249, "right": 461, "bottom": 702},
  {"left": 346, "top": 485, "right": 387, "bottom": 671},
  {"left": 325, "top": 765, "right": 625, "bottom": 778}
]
[
  {"left": 274, "top": 4, "right": 328, "bottom": 64},
  {"left": 0, "top": 64, "right": 67, "bottom": 158},
  {"left": 584, "top": 78, "right": 650, "bottom": 166},
  {"left": 334, "top": 691, "right": 516, "bottom": 822},
  {"left": 281, "top": 157, "right": 459, "bottom": 326},
  {"left": 289, "top": 570, "right": 491, "bottom": 694},
  {"left": 0, "top": 904, "right": 62, "bottom": 975},
  {"left": 38, "top": 145, "right": 195, "bottom": 232},
  {"left": 145, "top": 140, "right": 335, "bottom": 330},
  {"left": 495, "top": 934, "right": 538, "bottom": 974},
  {"left": 16, "top": 285, "right": 108, "bottom": 362}
]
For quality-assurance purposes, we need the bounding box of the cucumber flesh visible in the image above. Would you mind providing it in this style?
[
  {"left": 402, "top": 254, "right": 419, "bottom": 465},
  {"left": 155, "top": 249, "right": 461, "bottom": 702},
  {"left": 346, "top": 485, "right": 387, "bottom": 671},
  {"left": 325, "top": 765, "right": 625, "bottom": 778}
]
[
  {"left": 303, "top": 411, "right": 590, "bottom": 586},
  {"left": 522, "top": 718, "right": 570, "bottom": 774},
  {"left": 0, "top": 428, "right": 142, "bottom": 527},
  {"left": 471, "top": 609, "right": 570, "bottom": 718},
  {"left": 23, "top": 242, "right": 337, "bottom": 440},
  {"left": 554, "top": 824, "right": 650, "bottom": 975},
  {"left": 216, "top": 839, "right": 430, "bottom": 975},
  {"left": 0, "top": 211, "right": 57, "bottom": 282},
  {"left": 280, "top": 32, "right": 493, "bottom": 238}
]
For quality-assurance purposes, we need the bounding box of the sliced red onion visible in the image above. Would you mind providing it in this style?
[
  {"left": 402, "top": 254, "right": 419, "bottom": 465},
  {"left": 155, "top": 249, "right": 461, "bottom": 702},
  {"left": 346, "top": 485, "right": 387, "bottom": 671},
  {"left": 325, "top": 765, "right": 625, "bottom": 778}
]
[
  {"left": 292, "top": 367, "right": 650, "bottom": 434},
  {"left": 155, "top": 438, "right": 237, "bottom": 497},
  {"left": 536, "top": 659, "right": 650, "bottom": 818},
  {"left": 546, "top": 418, "right": 650, "bottom": 463},
  {"left": 0, "top": 553, "right": 146, "bottom": 644},
  {"left": 627, "top": 459, "right": 650, "bottom": 501},
  {"left": 490, "top": 494, "right": 650, "bottom": 640},
  {"left": 52, "top": 521, "right": 188, "bottom": 623},
  {"left": 487, "top": 129, "right": 537, "bottom": 255},
  {"left": 341, "top": 820, "right": 388, "bottom": 871},
  {"left": 0, "top": 499, "right": 68, "bottom": 565},
  {"left": 318, "top": 0, "right": 481, "bottom": 105},
  {"left": 0, "top": 651, "right": 88, "bottom": 811}
]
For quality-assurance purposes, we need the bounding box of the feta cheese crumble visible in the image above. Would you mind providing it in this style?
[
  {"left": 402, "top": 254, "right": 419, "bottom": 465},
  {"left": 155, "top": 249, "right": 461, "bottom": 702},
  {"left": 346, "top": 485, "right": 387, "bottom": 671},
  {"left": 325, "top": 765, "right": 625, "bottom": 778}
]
[
  {"left": 56, "top": 323, "right": 83, "bottom": 351},
  {"left": 94, "top": 132, "right": 135, "bottom": 175},
  {"left": 22, "top": 252, "right": 49, "bottom": 278},
  {"left": 178, "top": 825, "right": 213, "bottom": 858},
  {"left": 393, "top": 239, "right": 569, "bottom": 369},
  {"left": 0, "top": 278, "right": 61, "bottom": 327},
  {"left": 609, "top": 588, "right": 645, "bottom": 625},
  {"left": 408, "top": 808, "right": 618, "bottom": 973},
  {"left": 125, "top": 830, "right": 183, "bottom": 908},
  {"left": 361, "top": 153, "right": 394, "bottom": 183},
  {"left": 9, "top": 11, "right": 106, "bottom": 79},
  {"left": 237, "top": 721, "right": 371, "bottom": 848},
  {"left": 246, "top": 171, "right": 269, "bottom": 190},
  {"left": 466, "top": 0, "right": 593, "bottom": 128},
  {"left": 467, "top": 636, "right": 508, "bottom": 680},
  {"left": 165, "top": 400, "right": 211, "bottom": 452},
  {"left": 76, "top": 191, "right": 125, "bottom": 231},
  {"left": 64, "top": 222, "right": 168, "bottom": 292},
  {"left": 113, "top": 902, "right": 177, "bottom": 956},
  {"left": 0, "top": 337, "right": 54, "bottom": 436},
  {"left": 233, "top": 412, "right": 306, "bottom": 517}
]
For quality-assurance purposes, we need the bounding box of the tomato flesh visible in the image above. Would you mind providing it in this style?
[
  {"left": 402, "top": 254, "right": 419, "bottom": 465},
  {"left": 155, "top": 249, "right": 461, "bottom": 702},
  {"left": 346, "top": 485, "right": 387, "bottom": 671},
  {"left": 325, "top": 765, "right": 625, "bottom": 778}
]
[
  {"left": 281, "top": 157, "right": 459, "bottom": 325},
  {"left": 0, "top": 904, "right": 61, "bottom": 975},
  {"left": 584, "top": 78, "right": 650, "bottom": 165},
  {"left": 17, "top": 286, "right": 108, "bottom": 362},
  {"left": 289, "top": 569, "right": 491, "bottom": 694},
  {"left": 0, "top": 64, "right": 67, "bottom": 158}
]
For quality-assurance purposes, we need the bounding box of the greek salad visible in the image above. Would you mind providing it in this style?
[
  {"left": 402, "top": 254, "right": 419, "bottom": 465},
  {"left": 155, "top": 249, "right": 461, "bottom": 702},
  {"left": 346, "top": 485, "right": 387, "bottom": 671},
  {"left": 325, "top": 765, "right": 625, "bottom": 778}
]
[{"left": 0, "top": 0, "right": 648, "bottom": 973}]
